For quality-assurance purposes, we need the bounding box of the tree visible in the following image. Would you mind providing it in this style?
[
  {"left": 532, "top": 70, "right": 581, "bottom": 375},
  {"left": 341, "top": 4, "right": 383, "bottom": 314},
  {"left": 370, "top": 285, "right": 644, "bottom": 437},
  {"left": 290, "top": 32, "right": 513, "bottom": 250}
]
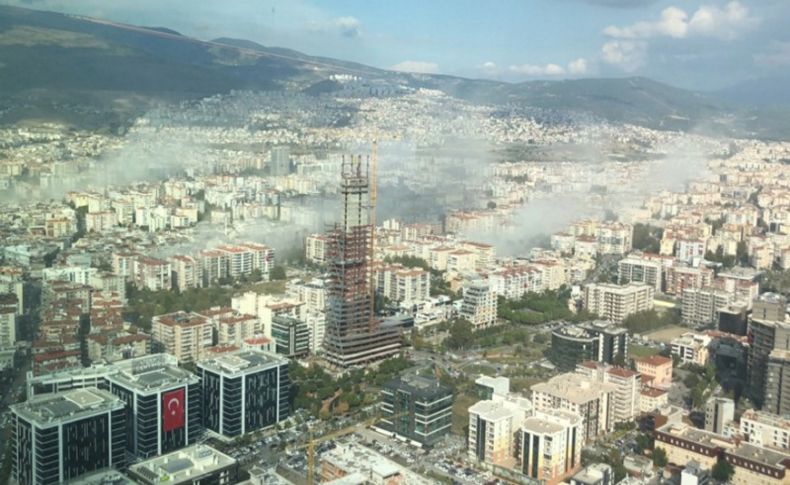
[
  {"left": 270, "top": 266, "right": 287, "bottom": 280},
  {"left": 652, "top": 447, "right": 668, "bottom": 468},
  {"left": 711, "top": 459, "right": 734, "bottom": 482},
  {"left": 444, "top": 319, "right": 474, "bottom": 350}
]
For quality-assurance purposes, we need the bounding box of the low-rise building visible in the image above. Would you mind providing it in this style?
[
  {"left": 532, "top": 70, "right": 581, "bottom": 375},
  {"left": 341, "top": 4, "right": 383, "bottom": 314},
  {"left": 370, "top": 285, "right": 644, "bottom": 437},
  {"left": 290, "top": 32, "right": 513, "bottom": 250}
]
[
  {"left": 633, "top": 355, "right": 673, "bottom": 390},
  {"left": 740, "top": 409, "right": 790, "bottom": 450},
  {"left": 127, "top": 444, "right": 238, "bottom": 485},
  {"left": 671, "top": 332, "right": 712, "bottom": 366}
]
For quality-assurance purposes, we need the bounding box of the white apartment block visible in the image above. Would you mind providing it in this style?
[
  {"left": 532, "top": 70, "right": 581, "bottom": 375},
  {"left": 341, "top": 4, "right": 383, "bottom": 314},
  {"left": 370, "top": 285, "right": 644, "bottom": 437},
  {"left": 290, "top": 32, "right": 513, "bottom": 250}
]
[
  {"left": 489, "top": 266, "right": 542, "bottom": 300},
  {"left": 618, "top": 256, "right": 662, "bottom": 292},
  {"left": 42, "top": 266, "right": 97, "bottom": 286},
  {"left": 670, "top": 332, "right": 712, "bottom": 366},
  {"left": 520, "top": 410, "right": 583, "bottom": 484},
  {"left": 151, "top": 311, "right": 213, "bottom": 364},
  {"left": 531, "top": 373, "right": 616, "bottom": 443},
  {"left": 460, "top": 282, "right": 498, "bottom": 329},
  {"left": 133, "top": 257, "right": 172, "bottom": 291},
  {"left": 583, "top": 282, "right": 654, "bottom": 324},
  {"left": 468, "top": 393, "right": 533, "bottom": 467},
  {"left": 596, "top": 223, "right": 633, "bottom": 255},
  {"left": 681, "top": 287, "right": 733, "bottom": 326},
  {"left": 740, "top": 409, "right": 790, "bottom": 450},
  {"left": 169, "top": 255, "right": 203, "bottom": 291},
  {"left": 575, "top": 362, "right": 641, "bottom": 424},
  {"left": 305, "top": 234, "right": 330, "bottom": 264},
  {"left": 373, "top": 263, "right": 430, "bottom": 306},
  {"left": 0, "top": 308, "right": 16, "bottom": 349}
]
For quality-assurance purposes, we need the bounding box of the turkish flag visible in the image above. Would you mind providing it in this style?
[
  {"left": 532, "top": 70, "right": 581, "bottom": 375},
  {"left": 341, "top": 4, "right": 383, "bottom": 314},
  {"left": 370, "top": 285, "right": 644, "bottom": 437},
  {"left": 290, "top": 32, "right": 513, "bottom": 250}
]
[{"left": 162, "top": 388, "right": 185, "bottom": 432}]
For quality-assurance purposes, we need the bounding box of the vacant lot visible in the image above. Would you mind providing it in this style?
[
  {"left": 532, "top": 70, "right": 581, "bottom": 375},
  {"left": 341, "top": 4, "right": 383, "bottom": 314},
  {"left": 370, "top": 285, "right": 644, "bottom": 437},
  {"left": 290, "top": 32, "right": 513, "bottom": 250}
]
[
  {"left": 643, "top": 325, "right": 687, "bottom": 343},
  {"left": 629, "top": 344, "right": 660, "bottom": 358}
]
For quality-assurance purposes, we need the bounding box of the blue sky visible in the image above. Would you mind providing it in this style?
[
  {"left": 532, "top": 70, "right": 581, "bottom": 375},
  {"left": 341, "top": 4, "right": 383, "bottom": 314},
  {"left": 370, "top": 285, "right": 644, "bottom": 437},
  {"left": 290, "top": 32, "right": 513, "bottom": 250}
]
[{"left": 6, "top": 0, "right": 790, "bottom": 90}]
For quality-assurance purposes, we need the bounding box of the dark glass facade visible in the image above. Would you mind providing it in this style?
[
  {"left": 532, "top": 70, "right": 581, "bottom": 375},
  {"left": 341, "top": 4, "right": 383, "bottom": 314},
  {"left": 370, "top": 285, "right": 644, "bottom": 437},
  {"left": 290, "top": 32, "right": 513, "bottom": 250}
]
[
  {"left": 201, "top": 363, "right": 289, "bottom": 437},
  {"left": 380, "top": 375, "right": 452, "bottom": 446},
  {"left": 12, "top": 410, "right": 126, "bottom": 484},
  {"left": 110, "top": 382, "right": 199, "bottom": 458}
]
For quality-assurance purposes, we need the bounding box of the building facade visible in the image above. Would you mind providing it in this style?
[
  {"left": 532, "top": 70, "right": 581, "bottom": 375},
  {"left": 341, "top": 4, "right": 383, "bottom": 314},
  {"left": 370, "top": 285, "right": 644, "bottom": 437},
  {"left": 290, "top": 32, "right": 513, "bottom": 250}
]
[
  {"left": 198, "top": 349, "right": 290, "bottom": 438},
  {"left": 11, "top": 388, "right": 126, "bottom": 484},
  {"left": 378, "top": 374, "right": 453, "bottom": 447}
]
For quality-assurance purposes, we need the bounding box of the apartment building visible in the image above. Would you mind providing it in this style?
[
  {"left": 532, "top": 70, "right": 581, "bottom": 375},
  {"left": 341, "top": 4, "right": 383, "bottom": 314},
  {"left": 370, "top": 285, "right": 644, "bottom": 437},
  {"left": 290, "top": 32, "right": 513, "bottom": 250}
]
[
  {"left": 460, "top": 281, "right": 498, "bottom": 329},
  {"left": 671, "top": 332, "right": 712, "bottom": 366},
  {"left": 576, "top": 362, "right": 640, "bottom": 424},
  {"left": 372, "top": 263, "right": 430, "bottom": 306},
  {"left": 740, "top": 409, "right": 790, "bottom": 450},
  {"left": 633, "top": 355, "right": 673, "bottom": 389},
  {"left": 618, "top": 255, "right": 662, "bottom": 292},
  {"left": 583, "top": 283, "right": 654, "bottom": 324},
  {"left": 531, "top": 373, "right": 616, "bottom": 443},
  {"left": 305, "top": 234, "right": 330, "bottom": 264},
  {"left": 152, "top": 311, "right": 213, "bottom": 364},
  {"left": 468, "top": 393, "right": 533, "bottom": 467},
  {"left": 705, "top": 397, "right": 735, "bottom": 434},
  {"left": 169, "top": 255, "right": 203, "bottom": 291},
  {"left": 681, "top": 287, "right": 734, "bottom": 327},
  {"left": 520, "top": 410, "right": 583, "bottom": 485},
  {"left": 132, "top": 257, "right": 172, "bottom": 291}
]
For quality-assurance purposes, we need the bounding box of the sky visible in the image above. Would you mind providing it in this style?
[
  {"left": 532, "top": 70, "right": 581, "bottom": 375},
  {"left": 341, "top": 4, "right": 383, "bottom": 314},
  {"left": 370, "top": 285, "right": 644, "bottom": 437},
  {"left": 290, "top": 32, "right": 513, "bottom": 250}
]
[{"left": 5, "top": 0, "right": 790, "bottom": 90}]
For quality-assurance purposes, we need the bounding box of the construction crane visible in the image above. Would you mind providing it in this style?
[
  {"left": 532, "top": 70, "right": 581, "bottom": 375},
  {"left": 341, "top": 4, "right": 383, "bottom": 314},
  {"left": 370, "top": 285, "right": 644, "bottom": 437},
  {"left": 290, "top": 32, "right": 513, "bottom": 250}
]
[
  {"left": 290, "top": 408, "right": 405, "bottom": 485},
  {"left": 369, "top": 139, "right": 379, "bottom": 328}
]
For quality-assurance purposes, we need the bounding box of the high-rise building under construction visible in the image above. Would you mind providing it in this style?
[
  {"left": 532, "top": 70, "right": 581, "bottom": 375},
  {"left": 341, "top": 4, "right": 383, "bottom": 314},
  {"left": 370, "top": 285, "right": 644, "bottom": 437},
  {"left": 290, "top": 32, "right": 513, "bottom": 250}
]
[{"left": 323, "top": 155, "right": 402, "bottom": 368}]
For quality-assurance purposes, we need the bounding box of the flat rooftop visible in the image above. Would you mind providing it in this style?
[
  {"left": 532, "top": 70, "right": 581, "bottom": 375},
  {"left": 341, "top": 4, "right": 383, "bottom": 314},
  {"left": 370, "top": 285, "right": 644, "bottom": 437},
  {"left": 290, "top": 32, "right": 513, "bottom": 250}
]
[
  {"left": 729, "top": 442, "right": 790, "bottom": 468},
  {"left": 12, "top": 388, "right": 123, "bottom": 426},
  {"left": 107, "top": 354, "right": 199, "bottom": 393},
  {"left": 197, "top": 349, "right": 287, "bottom": 376},
  {"left": 322, "top": 441, "right": 434, "bottom": 485},
  {"left": 531, "top": 373, "right": 617, "bottom": 404},
  {"left": 129, "top": 444, "right": 236, "bottom": 482},
  {"left": 658, "top": 423, "right": 732, "bottom": 449},
  {"left": 383, "top": 373, "right": 452, "bottom": 401}
]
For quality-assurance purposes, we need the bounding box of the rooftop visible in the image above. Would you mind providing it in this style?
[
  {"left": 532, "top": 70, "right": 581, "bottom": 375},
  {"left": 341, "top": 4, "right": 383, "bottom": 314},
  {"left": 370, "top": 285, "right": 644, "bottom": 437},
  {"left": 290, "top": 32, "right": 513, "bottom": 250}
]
[
  {"left": 321, "top": 441, "right": 434, "bottom": 485},
  {"left": 531, "top": 373, "right": 617, "bottom": 404},
  {"left": 383, "top": 373, "right": 452, "bottom": 401},
  {"left": 128, "top": 445, "right": 236, "bottom": 483},
  {"left": 12, "top": 388, "right": 123, "bottom": 426},
  {"left": 108, "top": 354, "right": 199, "bottom": 393},
  {"left": 728, "top": 442, "right": 790, "bottom": 469},
  {"left": 657, "top": 423, "right": 733, "bottom": 449},
  {"left": 197, "top": 349, "right": 287, "bottom": 376},
  {"left": 634, "top": 354, "right": 672, "bottom": 366}
]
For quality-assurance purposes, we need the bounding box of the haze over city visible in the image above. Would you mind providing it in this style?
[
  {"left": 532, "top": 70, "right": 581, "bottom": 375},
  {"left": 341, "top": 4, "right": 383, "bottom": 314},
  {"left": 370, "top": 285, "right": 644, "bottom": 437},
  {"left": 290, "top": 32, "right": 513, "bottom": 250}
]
[{"left": 0, "top": 1, "right": 789, "bottom": 484}]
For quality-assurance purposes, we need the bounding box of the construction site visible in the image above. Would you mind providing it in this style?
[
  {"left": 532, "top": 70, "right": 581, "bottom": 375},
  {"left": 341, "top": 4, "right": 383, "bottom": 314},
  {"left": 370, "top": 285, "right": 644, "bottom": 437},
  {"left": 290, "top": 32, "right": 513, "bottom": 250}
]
[{"left": 322, "top": 148, "right": 404, "bottom": 369}]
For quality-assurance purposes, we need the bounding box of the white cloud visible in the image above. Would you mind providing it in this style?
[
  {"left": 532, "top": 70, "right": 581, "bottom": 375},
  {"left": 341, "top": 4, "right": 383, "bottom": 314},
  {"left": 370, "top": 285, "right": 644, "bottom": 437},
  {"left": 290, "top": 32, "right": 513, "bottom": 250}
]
[
  {"left": 390, "top": 60, "right": 439, "bottom": 74},
  {"left": 603, "top": 1, "right": 758, "bottom": 40},
  {"left": 601, "top": 40, "right": 647, "bottom": 72},
  {"left": 688, "top": 1, "right": 758, "bottom": 40},
  {"left": 475, "top": 61, "right": 500, "bottom": 76},
  {"left": 334, "top": 16, "right": 361, "bottom": 38},
  {"left": 568, "top": 58, "right": 589, "bottom": 75},
  {"left": 509, "top": 63, "right": 566, "bottom": 76},
  {"left": 604, "top": 6, "right": 688, "bottom": 39}
]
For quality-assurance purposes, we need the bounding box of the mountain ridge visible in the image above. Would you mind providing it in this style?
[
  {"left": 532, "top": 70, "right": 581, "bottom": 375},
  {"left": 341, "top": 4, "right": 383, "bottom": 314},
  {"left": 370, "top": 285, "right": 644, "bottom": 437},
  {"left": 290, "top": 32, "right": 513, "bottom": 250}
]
[{"left": 0, "top": 5, "right": 787, "bottom": 138}]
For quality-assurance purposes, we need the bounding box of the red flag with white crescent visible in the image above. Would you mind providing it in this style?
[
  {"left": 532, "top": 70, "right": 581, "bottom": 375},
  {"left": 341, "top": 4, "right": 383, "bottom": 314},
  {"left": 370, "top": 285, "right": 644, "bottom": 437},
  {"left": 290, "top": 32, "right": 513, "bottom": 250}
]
[{"left": 162, "top": 388, "right": 185, "bottom": 432}]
